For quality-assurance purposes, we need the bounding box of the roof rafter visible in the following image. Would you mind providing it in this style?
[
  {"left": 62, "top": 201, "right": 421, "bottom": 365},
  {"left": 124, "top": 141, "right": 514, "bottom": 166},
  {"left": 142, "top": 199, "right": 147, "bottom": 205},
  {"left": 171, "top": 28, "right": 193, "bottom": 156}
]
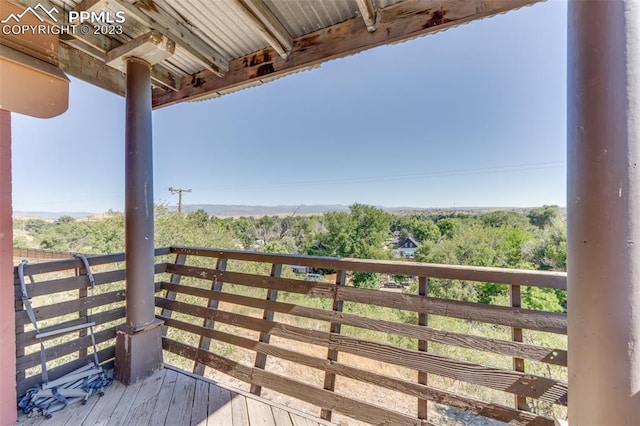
[
  {"left": 234, "top": 0, "right": 293, "bottom": 59},
  {"left": 15, "top": 0, "right": 180, "bottom": 91},
  {"left": 114, "top": 0, "right": 228, "bottom": 77},
  {"left": 152, "top": 0, "right": 541, "bottom": 108},
  {"left": 355, "top": 0, "right": 378, "bottom": 32}
]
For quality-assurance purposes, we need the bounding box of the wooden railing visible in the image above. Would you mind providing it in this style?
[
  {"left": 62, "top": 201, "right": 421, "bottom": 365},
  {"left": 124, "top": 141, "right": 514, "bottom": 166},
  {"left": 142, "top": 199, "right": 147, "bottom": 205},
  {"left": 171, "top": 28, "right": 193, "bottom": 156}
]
[
  {"left": 159, "top": 246, "right": 568, "bottom": 425},
  {"left": 13, "top": 248, "right": 170, "bottom": 396}
]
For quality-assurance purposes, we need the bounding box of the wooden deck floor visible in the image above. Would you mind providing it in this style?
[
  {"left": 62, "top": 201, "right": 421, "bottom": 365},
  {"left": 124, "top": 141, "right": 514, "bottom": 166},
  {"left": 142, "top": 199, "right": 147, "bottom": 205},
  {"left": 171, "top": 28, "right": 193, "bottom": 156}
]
[{"left": 16, "top": 366, "right": 335, "bottom": 426}]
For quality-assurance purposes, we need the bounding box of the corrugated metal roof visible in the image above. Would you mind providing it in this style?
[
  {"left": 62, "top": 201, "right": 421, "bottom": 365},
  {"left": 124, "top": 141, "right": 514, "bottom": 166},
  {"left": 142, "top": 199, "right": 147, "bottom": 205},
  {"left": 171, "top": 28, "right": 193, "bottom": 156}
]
[
  {"left": 34, "top": 0, "right": 542, "bottom": 105},
  {"left": 263, "top": 0, "right": 357, "bottom": 38}
]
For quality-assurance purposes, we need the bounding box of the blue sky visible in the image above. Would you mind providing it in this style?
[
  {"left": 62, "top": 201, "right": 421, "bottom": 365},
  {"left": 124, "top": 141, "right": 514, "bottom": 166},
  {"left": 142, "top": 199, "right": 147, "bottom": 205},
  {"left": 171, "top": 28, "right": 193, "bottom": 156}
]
[{"left": 11, "top": 1, "right": 567, "bottom": 213}]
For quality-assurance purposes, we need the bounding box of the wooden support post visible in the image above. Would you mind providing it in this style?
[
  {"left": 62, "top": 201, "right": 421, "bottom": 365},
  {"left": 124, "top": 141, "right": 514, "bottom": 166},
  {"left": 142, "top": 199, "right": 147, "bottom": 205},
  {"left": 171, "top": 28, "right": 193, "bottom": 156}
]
[
  {"left": 193, "top": 258, "right": 227, "bottom": 376},
  {"left": 250, "top": 263, "right": 282, "bottom": 396},
  {"left": 320, "top": 270, "right": 347, "bottom": 422},
  {"left": 160, "top": 253, "right": 187, "bottom": 336},
  {"left": 417, "top": 276, "right": 429, "bottom": 420},
  {"left": 511, "top": 284, "right": 527, "bottom": 411}
]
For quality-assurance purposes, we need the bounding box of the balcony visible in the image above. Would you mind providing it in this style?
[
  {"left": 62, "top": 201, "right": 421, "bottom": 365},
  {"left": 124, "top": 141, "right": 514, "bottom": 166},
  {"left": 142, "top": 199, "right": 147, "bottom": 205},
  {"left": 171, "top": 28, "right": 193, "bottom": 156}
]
[{"left": 14, "top": 246, "right": 567, "bottom": 425}]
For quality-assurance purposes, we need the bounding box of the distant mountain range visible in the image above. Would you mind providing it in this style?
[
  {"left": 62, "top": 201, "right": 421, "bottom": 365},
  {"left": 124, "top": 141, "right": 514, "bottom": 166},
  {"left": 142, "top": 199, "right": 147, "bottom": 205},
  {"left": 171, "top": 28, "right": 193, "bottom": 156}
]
[{"left": 13, "top": 204, "right": 557, "bottom": 220}]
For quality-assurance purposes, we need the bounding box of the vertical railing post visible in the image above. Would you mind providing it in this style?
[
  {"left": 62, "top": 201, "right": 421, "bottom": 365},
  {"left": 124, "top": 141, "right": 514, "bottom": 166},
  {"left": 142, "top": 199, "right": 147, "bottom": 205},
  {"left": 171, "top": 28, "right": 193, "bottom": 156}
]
[
  {"left": 320, "top": 270, "right": 347, "bottom": 422},
  {"left": 77, "top": 265, "right": 88, "bottom": 360},
  {"left": 417, "top": 276, "right": 429, "bottom": 420},
  {"left": 193, "top": 258, "right": 227, "bottom": 376},
  {"left": 160, "top": 253, "right": 187, "bottom": 336},
  {"left": 250, "top": 263, "right": 282, "bottom": 396},
  {"left": 511, "top": 284, "right": 527, "bottom": 410}
]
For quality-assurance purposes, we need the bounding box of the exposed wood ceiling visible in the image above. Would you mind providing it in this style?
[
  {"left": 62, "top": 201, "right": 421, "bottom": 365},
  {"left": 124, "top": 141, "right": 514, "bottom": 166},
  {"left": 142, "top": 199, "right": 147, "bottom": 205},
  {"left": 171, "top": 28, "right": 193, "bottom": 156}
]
[{"left": 10, "top": 0, "right": 541, "bottom": 109}]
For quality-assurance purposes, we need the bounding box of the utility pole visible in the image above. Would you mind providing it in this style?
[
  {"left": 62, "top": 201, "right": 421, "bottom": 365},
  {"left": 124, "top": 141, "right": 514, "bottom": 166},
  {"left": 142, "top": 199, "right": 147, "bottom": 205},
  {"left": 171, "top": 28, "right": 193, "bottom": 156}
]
[{"left": 168, "top": 187, "right": 191, "bottom": 213}]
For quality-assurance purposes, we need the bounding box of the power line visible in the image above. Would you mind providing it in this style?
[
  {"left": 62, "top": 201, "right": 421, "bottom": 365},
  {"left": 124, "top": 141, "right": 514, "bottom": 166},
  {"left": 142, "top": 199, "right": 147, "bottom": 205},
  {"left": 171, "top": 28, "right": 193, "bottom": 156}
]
[{"left": 168, "top": 187, "right": 192, "bottom": 213}]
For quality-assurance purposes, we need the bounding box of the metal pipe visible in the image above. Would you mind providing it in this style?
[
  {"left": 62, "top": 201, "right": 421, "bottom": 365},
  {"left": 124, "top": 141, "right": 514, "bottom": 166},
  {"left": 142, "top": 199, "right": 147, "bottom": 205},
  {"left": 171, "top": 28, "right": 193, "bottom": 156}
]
[
  {"left": 0, "top": 109, "right": 17, "bottom": 425},
  {"left": 124, "top": 57, "right": 155, "bottom": 329},
  {"left": 568, "top": 1, "right": 640, "bottom": 422}
]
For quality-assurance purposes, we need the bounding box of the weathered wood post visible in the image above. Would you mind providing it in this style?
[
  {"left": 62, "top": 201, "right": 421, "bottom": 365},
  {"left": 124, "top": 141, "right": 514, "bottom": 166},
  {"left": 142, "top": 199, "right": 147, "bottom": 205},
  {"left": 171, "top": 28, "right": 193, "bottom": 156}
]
[{"left": 568, "top": 1, "right": 640, "bottom": 422}]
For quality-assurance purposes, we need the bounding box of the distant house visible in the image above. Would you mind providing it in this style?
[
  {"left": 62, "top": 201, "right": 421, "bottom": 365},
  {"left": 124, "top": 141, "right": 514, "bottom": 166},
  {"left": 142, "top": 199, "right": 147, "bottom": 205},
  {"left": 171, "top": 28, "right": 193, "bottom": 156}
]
[
  {"left": 289, "top": 265, "right": 308, "bottom": 275},
  {"left": 396, "top": 237, "right": 420, "bottom": 258}
]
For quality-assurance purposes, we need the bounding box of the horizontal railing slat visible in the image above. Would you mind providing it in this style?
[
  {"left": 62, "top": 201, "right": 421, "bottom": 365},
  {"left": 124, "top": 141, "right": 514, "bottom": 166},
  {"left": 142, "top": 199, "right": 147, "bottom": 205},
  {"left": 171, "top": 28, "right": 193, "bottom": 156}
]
[
  {"left": 160, "top": 281, "right": 566, "bottom": 366},
  {"left": 170, "top": 246, "right": 567, "bottom": 289},
  {"left": 161, "top": 315, "right": 554, "bottom": 426},
  {"left": 163, "top": 338, "right": 429, "bottom": 426},
  {"left": 156, "top": 297, "right": 567, "bottom": 405},
  {"left": 164, "top": 264, "right": 567, "bottom": 334},
  {"left": 13, "top": 269, "right": 126, "bottom": 300},
  {"left": 15, "top": 290, "right": 125, "bottom": 327},
  {"left": 16, "top": 307, "right": 125, "bottom": 348},
  {"left": 16, "top": 327, "right": 116, "bottom": 371},
  {"left": 13, "top": 247, "right": 170, "bottom": 277}
]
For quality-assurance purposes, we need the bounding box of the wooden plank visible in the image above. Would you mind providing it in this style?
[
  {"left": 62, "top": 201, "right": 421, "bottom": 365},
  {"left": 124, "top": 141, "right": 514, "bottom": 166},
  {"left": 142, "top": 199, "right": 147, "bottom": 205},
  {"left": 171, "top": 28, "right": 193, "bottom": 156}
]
[
  {"left": 320, "top": 270, "right": 346, "bottom": 421},
  {"left": 105, "top": 375, "right": 146, "bottom": 425},
  {"left": 164, "top": 338, "right": 421, "bottom": 426},
  {"left": 418, "top": 276, "right": 429, "bottom": 421},
  {"left": 16, "top": 327, "right": 116, "bottom": 371},
  {"left": 230, "top": 392, "right": 249, "bottom": 426},
  {"left": 246, "top": 396, "right": 277, "bottom": 426},
  {"left": 164, "top": 264, "right": 566, "bottom": 333},
  {"left": 147, "top": 368, "right": 179, "bottom": 426},
  {"left": 160, "top": 322, "right": 555, "bottom": 424},
  {"left": 290, "top": 413, "right": 319, "bottom": 426},
  {"left": 165, "top": 263, "right": 335, "bottom": 298},
  {"left": 250, "top": 263, "right": 282, "bottom": 396},
  {"left": 14, "top": 269, "right": 125, "bottom": 300},
  {"left": 17, "top": 307, "right": 125, "bottom": 348},
  {"left": 191, "top": 378, "right": 210, "bottom": 426},
  {"left": 157, "top": 285, "right": 567, "bottom": 366},
  {"left": 127, "top": 368, "right": 167, "bottom": 412},
  {"left": 337, "top": 287, "right": 567, "bottom": 334},
  {"left": 13, "top": 247, "right": 169, "bottom": 277},
  {"left": 164, "top": 371, "right": 197, "bottom": 425},
  {"left": 123, "top": 369, "right": 167, "bottom": 425},
  {"left": 271, "top": 406, "right": 294, "bottom": 426},
  {"left": 15, "top": 290, "right": 125, "bottom": 327},
  {"left": 194, "top": 258, "right": 227, "bottom": 376},
  {"left": 79, "top": 378, "right": 127, "bottom": 426},
  {"left": 160, "top": 309, "right": 568, "bottom": 406},
  {"left": 168, "top": 244, "right": 565, "bottom": 289},
  {"left": 160, "top": 253, "right": 187, "bottom": 336},
  {"left": 207, "top": 383, "right": 234, "bottom": 426}
]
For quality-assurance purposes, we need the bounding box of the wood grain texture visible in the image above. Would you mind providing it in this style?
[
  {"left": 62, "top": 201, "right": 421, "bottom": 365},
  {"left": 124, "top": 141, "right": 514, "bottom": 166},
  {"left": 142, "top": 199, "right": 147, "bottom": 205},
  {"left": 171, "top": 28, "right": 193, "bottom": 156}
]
[
  {"left": 160, "top": 318, "right": 555, "bottom": 424},
  {"left": 168, "top": 246, "right": 565, "bottom": 289},
  {"left": 158, "top": 282, "right": 567, "bottom": 366},
  {"left": 160, "top": 312, "right": 567, "bottom": 405},
  {"left": 207, "top": 384, "right": 234, "bottom": 426}
]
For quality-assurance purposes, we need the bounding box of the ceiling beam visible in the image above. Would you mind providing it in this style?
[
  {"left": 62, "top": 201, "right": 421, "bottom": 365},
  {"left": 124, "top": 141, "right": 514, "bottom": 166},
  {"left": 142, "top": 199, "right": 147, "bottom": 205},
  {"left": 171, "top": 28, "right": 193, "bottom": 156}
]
[
  {"left": 62, "top": 37, "right": 179, "bottom": 92},
  {"left": 234, "top": 0, "right": 293, "bottom": 59},
  {"left": 355, "top": 0, "right": 377, "bottom": 32},
  {"left": 114, "top": 0, "right": 228, "bottom": 77},
  {"left": 58, "top": 43, "right": 126, "bottom": 96},
  {"left": 153, "top": 0, "right": 541, "bottom": 108}
]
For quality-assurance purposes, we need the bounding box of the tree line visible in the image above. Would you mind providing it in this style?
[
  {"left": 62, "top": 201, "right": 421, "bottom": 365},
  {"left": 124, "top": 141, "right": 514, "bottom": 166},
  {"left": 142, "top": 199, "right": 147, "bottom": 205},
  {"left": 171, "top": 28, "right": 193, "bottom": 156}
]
[{"left": 13, "top": 204, "right": 566, "bottom": 310}]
